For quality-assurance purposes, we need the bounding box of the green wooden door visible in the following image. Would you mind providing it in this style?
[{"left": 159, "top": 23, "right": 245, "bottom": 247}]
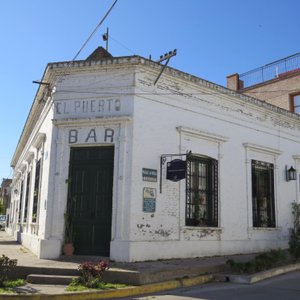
[{"left": 68, "top": 146, "right": 114, "bottom": 256}]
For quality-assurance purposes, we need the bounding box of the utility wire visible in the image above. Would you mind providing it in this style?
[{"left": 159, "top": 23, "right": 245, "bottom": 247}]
[
  {"left": 55, "top": 88, "right": 299, "bottom": 96},
  {"left": 54, "top": 85, "right": 300, "bottom": 104},
  {"left": 108, "top": 35, "right": 136, "bottom": 55},
  {"left": 53, "top": 0, "right": 118, "bottom": 85},
  {"left": 72, "top": 0, "right": 118, "bottom": 61}
]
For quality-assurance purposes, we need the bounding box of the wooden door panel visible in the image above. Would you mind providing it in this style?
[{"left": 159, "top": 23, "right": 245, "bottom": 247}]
[{"left": 68, "top": 147, "right": 114, "bottom": 256}]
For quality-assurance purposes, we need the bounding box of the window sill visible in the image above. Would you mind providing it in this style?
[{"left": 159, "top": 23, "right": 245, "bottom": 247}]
[
  {"left": 181, "top": 226, "right": 222, "bottom": 241},
  {"left": 250, "top": 226, "right": 281, "bottom": 231},
  {"left": 182, "top": 226, "right": 222, "bottom": 232}
]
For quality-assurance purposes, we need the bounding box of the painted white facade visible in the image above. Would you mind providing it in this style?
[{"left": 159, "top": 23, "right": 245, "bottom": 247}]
[{"left": 8, "top": 50, "right": 300, "bottom": 262}]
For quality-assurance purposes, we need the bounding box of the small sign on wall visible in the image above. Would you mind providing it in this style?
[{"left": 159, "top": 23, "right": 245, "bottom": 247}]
[
  {"left": 143, "top": 187, "right": 156, "bottom": 213},
  {"left": 142, "top": 168, "right": 157, "bottom": 182}
]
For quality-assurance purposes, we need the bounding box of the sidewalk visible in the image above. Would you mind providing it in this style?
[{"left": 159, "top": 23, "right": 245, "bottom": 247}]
[{"left": 0, "top": 230, "right": 259, "bottom": 297}]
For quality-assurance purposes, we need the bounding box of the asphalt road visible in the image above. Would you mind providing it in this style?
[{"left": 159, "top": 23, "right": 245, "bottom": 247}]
[{"left": 121, "top": 270, "right": 300, "bottom": 300}]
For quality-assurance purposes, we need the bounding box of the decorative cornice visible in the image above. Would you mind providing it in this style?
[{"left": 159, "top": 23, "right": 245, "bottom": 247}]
[
  {"left": 52, "top": 115, "right": 132, "bottom": 127},
  {"left": 24, "top": 151, "right": 34, "bottom": 163},
  {"left": 32, "top": 133, "right": 46, "bottom": 149},
  {"left": 177, "top": 126, "right": 228, "bottom": 143},
  {"left": 243, "top": 143, "right": 282, "bottom": 156}
]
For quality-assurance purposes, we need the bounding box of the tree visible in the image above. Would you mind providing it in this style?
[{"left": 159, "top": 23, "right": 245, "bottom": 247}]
[{"left": 0, "top": 199, "right": 4, "bottom": 215}]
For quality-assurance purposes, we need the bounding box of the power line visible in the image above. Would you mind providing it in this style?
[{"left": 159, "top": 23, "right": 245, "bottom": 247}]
[
  {"left": 52, "top": 0, "right": 118, "bottom": 86},
  {"left": 72, "top": 0, "right": 118, "bottom": 61},
  {"left": 55, "top": 88, "right": 300, "bottom": 97},
  {"left": 53, "top": 85, "right": 300, "bottom": 105},
  {"left": 108, "top": 34, "right": 136, "bottom": 55}
]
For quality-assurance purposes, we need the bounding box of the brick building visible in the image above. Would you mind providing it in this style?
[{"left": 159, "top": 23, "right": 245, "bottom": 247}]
[{"left": 227, "top": 52, "right": 300, "bottom": 113}]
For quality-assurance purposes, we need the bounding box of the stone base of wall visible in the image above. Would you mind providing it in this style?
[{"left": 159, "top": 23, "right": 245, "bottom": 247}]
[{"left": 110, "top": 239, "right": 288, "bottom": 262}]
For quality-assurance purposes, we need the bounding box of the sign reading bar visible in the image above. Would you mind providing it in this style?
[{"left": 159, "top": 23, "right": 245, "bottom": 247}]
[
  {"left": 166, "top": 159, "right": 186, "bottom": 182},
  {"left": 142, "top": 168, "right": 157, "bottom": 182}
]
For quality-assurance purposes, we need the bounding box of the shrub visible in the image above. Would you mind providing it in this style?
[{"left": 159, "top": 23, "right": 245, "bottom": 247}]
[
  {"left": 289, "top": 202, "right": 300, "bottom": 259},
  {"left": 77, "top": 260, "right": 109, "bottom": 288},
  {"left": 0, "top": 255, "right": 17, "bottom": 287},
  {"left": 289, "top": 230, "right": 300, "bottom": 259},
  {"left": 67, "top": 278, "right": 127, "bottom": 292},
  {"left": 2, "top": 279, "right": 25, "bottom": 288},
  {"left": 226, "top": 249, "right": 287, "bottom": 274}
]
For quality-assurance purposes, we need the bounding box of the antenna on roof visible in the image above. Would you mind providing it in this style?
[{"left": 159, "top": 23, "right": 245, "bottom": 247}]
[
  {"left": 72, "top": 0, "right": 118, "bottom": 61},
  {"left": 102, "top": 27, "right": 109, "bottom": 51},
  {"left": 154, "top": 49, "right": 177, "bottom": 85}
]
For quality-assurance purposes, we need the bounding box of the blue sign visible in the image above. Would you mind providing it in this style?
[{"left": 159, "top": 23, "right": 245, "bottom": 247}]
[{"left": 143, "top": 187, "right": 156, "bottom": 213}]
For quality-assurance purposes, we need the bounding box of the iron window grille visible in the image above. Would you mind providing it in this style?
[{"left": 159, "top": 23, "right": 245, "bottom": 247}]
[
  {"left": 32, "top": 159, "right": 41, "bottom": 223},
  {"left": 18, "top": 181, "right": 23, "bottom": 223},
  {"left": 251, "top": 160, "right": 275, "bottom": 228},
  {"left": 23, "top": 171, "right": 31, "bottom": 223},
  {"left": 186, "top": 156, "right": 218, "bottom": 227}
]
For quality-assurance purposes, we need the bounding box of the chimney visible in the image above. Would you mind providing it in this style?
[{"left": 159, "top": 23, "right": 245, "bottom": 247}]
[{"left": 226, "top": 73, "right": 243, "bottom": 90}]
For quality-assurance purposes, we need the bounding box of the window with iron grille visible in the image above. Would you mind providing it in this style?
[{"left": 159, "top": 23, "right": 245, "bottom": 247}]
[
  {"left": 251, "top": 160, "right": 275, "bottom": 228},
  {"left": 18, "top": 180, "right": 23, "bottom": 223},
  {"left": 23, "top": 171, "right": 31, "bottom": 223},
  {"left": 32, "top": 159, "right": 41, "bottom": 223},
  {"left": 186, "top": 156, "right": 218, "bottom": 227}
]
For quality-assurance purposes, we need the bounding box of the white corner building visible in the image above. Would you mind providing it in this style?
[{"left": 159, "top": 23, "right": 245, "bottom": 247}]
[{"left": 7, "top": 47, "right": 300, "bottom": 262}]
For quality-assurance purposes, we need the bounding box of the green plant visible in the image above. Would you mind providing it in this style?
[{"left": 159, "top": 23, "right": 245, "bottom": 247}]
[
  {"left": 66, "top": 278, "right": 127, "bottom": 292},
  {"left": 0, "top": 279, "right": 26, "bottom": 294},
  {"left": 226, "top": 249, "right": 287, "bottom": 274},
  {"left": 292, "top": 201, "right": 300, "bottom": 232},
  {"left": 0, "top": 200, "right": 4, "bottom": 215},
  {"left": 0, "top": 255, "right": 17, "bottom": 287},
  {"left": 2, "top": 279, "right": 25, "bottom": 288},
  {"left": 289, "top": 201, "right": 300, "bottom": 259},
  {"left": 76, "top": 261, "right": 109, "bottom": 288},
  {"left": 64, "top": 179, "right": 75, "bottom": 244},
  {"left": 67, "top": 279, "right": 88, "bottom": 291},
  {"left": 64, "top": 211, "right": 73, "bottom": 243}
]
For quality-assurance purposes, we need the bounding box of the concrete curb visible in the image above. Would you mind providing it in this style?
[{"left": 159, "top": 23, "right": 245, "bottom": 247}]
[
  {"left": 0, "top": 274, "right": 214, "bottom": 299},
  {"left": 3, "top": 263, "right": 300, "bottom": 298},
  {"left": 226, "top": 262, "right": 300, "bottom": 284}
]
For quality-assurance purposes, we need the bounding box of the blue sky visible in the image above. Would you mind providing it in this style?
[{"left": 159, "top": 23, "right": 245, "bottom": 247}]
[{"left": 0, "top": 0, "right": 299, "bottom": 180}]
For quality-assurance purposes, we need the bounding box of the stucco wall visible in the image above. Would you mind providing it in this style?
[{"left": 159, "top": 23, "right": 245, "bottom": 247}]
[
  {"left": 9, "top": 57, "right": 300, "bottom": 262},
  {"left": 112, "top": 68, "right": 300, "bottom": 261}
]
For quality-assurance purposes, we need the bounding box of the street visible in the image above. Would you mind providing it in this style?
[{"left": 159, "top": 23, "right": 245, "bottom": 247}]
[{"left": 120, "top": 271, "right": 300, "bottom": 300}]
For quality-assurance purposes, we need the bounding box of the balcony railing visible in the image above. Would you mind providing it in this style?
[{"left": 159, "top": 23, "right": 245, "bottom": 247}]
[{"left": 239, "top": 52, "right": 300, "bottom": 88}]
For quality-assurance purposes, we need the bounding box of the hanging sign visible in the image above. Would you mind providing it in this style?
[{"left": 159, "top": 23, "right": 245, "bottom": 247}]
[{"left": 166, "top": 159, "right": 186, "bottom": 182}]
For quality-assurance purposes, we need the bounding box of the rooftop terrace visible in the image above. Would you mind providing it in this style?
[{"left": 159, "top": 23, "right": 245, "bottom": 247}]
[{"left": 239, "top": 52, "right": 300, "bottom": 88}]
